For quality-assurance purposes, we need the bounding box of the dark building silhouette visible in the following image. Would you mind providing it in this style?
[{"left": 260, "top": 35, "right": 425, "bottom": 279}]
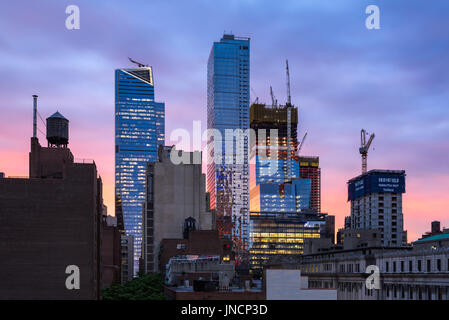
[
  {"left": 158, "top": 230, "right": 233, "bottom": 277},
  {"left": 0, "top": 106, "right": 106, "bottom": 299},
  {"left": 101, "top": 215, "right": 121, "bottom": 289}
]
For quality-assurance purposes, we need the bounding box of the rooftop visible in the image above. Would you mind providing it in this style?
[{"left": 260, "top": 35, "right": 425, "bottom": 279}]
[
  {"left": 348, "top": 169, "right": 406, "bottom": 183},
  {"left": 415, "top": 233, "right": 449, "bottom": 243}
]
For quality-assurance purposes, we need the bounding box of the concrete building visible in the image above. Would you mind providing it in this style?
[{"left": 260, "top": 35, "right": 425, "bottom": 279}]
[
  {"left": 347, "top": 169, "right": 406, "bottom": 247},
  {"left": 265, "top": 269, "right": 336, "bottom": 300},
  {"left": 165, "top": 255, "right": 234, "bottom": 288},
  {"left": 0, "top": 109, "right": 103, "bottom": 299},
  {"left": 165, "top": 255, "right": 265, "bottom": 300},
  {"left": 143, "top": 146, "right": 214, "bottom": 273},
  {"left": 158, "top": 230, "right": 233, "bottom": 276},
  {"left": 120, "top": 234, "right": 134, "bottom": 282},
  {"left": 300, "top": 233, "right": 449, "bottom": 300}
]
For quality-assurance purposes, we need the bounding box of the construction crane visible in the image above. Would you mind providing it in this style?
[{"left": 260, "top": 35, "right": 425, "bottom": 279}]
[
  {"left": 128, "top": 57, "right": 147, "bottom": 68},
  {"left": 250, "top": 87, "right": 259, "bottom": 104},
  {"left": 270, "top": 86, "right": 277, "bottom": 107},
  {"left": 296, "top": 132, "right": 308, "bottom": 156},
  {"left": 359, "top": 129, "right": 375, "bottom": 174},
  {"left": 285, "top": 60, "right": 293, "bottom": 178},
  {"left": 286, "top": 59, "right": 292, "bottom": 106}
]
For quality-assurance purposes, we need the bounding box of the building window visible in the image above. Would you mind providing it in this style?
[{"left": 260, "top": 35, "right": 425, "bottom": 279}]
[
  {"left": 401, "top": 261, "right": 404, "bottom": 272},
  {"left": 393, "top": 261, "right": 397, "bottom": 272},
  {"left": 409, "top": 260, "right": 413, "bottom": 272},
  {"left": 386, "top": 261, "right": 389, "bottom": 272},
  {"left": 418, "top": 260, "right": 422, "bottom": 272},
  {"left": 437, "top": 259, "right": 441, "bottom": 271},
  {"left": 427, "top": 260, "right": 431, "bottom": 272}
]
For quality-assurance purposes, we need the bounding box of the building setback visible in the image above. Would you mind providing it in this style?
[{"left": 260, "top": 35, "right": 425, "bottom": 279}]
[
  {"left": 0, "top": 111, "right": 103, "bottom": 299},
  {"left": 143, "top": 146, "right": 214, "bottom": 273},
  {"left": 115, "top": 63, "right": 165, "bottom": 274},
  {"left": 206, "top": 34, "right": 250, "bottom": 248}
]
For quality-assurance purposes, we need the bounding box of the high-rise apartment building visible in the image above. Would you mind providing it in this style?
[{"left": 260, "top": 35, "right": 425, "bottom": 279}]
[
  {"left": 298, "top": 156, "right": 321, "bottom": 213},
  {"left": 207, "top": 34, "right": 250, "bottom": 249},
  {"left": 347, "top": 169, "right": 406, "bottom": 246},
  {"left": 115, "top": 63, "right": 165, "bottom": 273}
]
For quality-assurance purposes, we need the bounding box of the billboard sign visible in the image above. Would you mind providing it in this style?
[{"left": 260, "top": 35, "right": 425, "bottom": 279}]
[{"left": 348, "top": 172, "right": 405, "bottom": 201}]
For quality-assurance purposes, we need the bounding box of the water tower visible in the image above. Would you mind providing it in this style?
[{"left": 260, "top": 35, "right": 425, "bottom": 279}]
[{"left": 46, "top": 111, "right": 69, "bottom": 148}]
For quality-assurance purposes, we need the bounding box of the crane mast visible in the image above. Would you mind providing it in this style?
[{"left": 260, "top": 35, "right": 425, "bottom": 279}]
[
  {"left": 286, "top": 60, "right": 291, "bottom": 106},
  {"left": 270, "top": 85, "right": 277, "bottom": 107},
  {"left": 359, "top": 129, "right": 375, "bottom": 173}
]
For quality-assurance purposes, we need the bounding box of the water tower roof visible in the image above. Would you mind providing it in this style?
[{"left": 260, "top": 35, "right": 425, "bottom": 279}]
[{"left": 48, "top": 111, "right": 67, "bottom": 120}]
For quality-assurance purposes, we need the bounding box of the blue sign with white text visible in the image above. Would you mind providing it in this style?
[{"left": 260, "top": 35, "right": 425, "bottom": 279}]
[{"left": 348, "top": 173, "right": 405, "bottom": 201}]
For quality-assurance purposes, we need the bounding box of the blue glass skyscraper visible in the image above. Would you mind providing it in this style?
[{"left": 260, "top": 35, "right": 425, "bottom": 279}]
[
  {"left": 207, "top": 34, "right": 250, "bottom": 250},
  {"left": 115, "top": 64, "right": 165, "bottom": 274}
]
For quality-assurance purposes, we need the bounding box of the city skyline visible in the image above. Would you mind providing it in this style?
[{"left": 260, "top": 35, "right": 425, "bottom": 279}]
[{"left": 0, "top": 0, "right": 448, "bottom": 242}]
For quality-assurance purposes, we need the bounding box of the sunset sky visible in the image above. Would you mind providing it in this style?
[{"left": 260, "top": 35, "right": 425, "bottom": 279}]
[{"left": 0, "top": 0, "right": 448, "bottom": 241}]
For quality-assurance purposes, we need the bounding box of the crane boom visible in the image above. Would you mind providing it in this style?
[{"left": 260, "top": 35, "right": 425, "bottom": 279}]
[
  {"left": 297, "top": 132, "right": 308, "bottom": 155},
  {"left": 366, "top": 133, "right": 375, "bottom": 150},
  {"left": 359, "top": 129, "right": 375, "bottom": 174},
  {"left": 128, "top": 57, "right": 147, "bottom": 68}
]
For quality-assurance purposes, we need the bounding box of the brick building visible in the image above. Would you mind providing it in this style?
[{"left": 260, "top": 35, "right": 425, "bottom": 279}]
[{"left": 0, "top": 112, "right": 105, "bottom": 299}]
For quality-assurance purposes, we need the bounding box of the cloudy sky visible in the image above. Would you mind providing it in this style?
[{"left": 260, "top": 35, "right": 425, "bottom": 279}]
[{"left": 0, "top": 0, "right": 448, "bottom": 241}]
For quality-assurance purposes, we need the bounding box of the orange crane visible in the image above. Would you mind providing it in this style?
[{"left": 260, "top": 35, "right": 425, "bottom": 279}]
[{"left": 360, "top": 129, "right": 375, "bottom": 173}]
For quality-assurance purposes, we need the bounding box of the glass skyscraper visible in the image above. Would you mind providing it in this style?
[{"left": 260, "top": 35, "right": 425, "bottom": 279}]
[
  {"left": 207, "top": 34, "right": 250, "bottom": 250},
  {"left": 115, "top": 65, "right": 165, "bottom": 274}
]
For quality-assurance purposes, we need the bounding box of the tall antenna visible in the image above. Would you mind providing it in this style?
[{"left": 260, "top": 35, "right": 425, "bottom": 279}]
[
  {"left": 32, "top": 95, "right": 38, "bottom": 138},
  {"left": 286, "top": 59, "right": 291, "bottom": 105}
]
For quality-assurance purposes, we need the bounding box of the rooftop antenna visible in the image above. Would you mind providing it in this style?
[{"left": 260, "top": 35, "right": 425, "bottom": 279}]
[
  {"left": 128, "top": 57, "right": 147, "bottom": 68},
  {"left": 32, "top": 95, "right": 38, "bottom": 138}
]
